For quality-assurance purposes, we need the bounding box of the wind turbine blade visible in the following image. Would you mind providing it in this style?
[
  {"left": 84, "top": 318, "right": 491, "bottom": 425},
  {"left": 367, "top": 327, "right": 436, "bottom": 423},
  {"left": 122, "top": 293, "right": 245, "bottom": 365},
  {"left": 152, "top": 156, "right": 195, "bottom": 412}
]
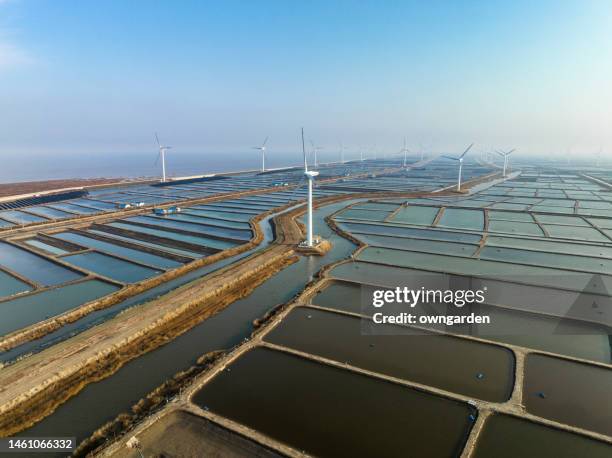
[
  {"left": 459, "top": 143, "right": 474, "bottom": 159},
  {"left": 289, "top": 177, "right": 307, "bottom": 201},
  {"left": 506, "top": 149, "right": 515, "bottom": 155},
  {"left": 495, "top": 151, "right": 505, "bottom": 157},
  {"left": 442, "top": 155, "right": 459, "bottom": 161},
  {"left": 155, "top": 133, "right": 161, "bottom": 147},
  {"left": 262, "top": 136, "right": 269, "bottom": 147}
]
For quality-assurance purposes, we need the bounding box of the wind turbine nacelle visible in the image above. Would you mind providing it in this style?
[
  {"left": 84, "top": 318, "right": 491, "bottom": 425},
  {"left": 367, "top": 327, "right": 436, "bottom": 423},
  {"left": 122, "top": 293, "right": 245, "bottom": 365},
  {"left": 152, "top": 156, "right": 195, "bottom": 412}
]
[{"left": 305, "top": 171, "right": 319, "bottom": 178}]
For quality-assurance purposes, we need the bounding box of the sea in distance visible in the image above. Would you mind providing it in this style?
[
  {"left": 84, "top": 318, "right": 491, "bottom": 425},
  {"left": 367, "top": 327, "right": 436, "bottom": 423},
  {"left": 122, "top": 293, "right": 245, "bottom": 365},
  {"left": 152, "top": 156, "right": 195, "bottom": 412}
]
[{"left": 1, "top": 151, "right": 352, "bottom": 183}]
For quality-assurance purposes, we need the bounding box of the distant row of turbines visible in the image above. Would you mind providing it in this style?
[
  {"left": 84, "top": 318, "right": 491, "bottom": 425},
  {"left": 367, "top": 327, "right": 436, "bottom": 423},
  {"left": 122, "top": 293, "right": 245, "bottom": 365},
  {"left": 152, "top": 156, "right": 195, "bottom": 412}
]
[
  {"left": 154, "top": 132, "right": 519, "bottom": 193},
  {"left": 157, "top": 133, "right": 429, "bottom": 181},
  {"left": 154, "top": 131, "right": 521, "bottom": 247}
]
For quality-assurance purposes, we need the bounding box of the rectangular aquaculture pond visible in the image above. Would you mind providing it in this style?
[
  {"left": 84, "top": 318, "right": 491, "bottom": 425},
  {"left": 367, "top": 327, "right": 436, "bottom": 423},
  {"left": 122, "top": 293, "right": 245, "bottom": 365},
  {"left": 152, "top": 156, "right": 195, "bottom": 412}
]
[
  {"left": 473, "top": 414, "right": 612, "bottom": 458},
  {"left": 46, "top": 203, "right": 100, "bottom": 214},
  {"left": 130, "top": 215, "right": 252, "bottom": 240},
  {"left": 544, "top": 224, "right": 610, "bottom": 242},
  {"left": 313, "top": 280, "right": 612, "bottom": 363},
  {"left": 479, "top": 246, "right": 612, "bottom": 274},
  {"left": 265, "top": 307, "right": 514, "bottom": 402},
  {"left": 24, "top": 239, "right": 69, "bottom": 255},
  {"left": 0, "top": 211, "right": 49, "bottom": 224},
  {"left": 86, "top": 229, "right": 202, "bottom": 259},
  {"left": 389, "top": 205, "right": 440, "bottom": 225},
  {"left": 437, "top": 208, "right": 484, "bottom": 231},
  {"left": 0, "top": 279, "right": 118, "bottom": 337},
  {"left": 51, "top": 232, "right": 183, "bottom": 269},
  {"left": 355, "top": 247, "right": 612, "bottom": 293},
  {"left": 106, "top": 222, "right": 236, "bottom": 251},
  {"left": 62, "top": 251, "right": 162, "bottom": 283},
  {"left": 336, "top": 208, "right": 394, "bottom": 222},
  {"left": 192, "top": 347, "right": 475, "bottom": 458},
  {"left": 355, "top": 233, "right": 478, "bottom": 257},
  {"left": 159, "top": 213, "right": 252, "bottom": 230},
  {"left": 487, "top": 211, "right": 534, "bottom": 222},
  {"left": 183, "top": 208, "right": 256, "bottom": 221},
  {"left": 487, "top": 220, "right": 544, "bottom": 237},
  {"left": 523, "top": 354, "right": 612, "bottom": 436},
  {"left": 485, "top": 235, "right": 612, "bottom": 258},
  {"left": 0, "top": 269, "right": 33, "bottom": 299},
  {"left": 22, "top": 206, "right": 74, "bottom": 219},
  {"left": 0, "top": 242, "right": 82, "bottom": 286},
  {"left": 335, "top": 221, "right": 482, "bottom": 244}
]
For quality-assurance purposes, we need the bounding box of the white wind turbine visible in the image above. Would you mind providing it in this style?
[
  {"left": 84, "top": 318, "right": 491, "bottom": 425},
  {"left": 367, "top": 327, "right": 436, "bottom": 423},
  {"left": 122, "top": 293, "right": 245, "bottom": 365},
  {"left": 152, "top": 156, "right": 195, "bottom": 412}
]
[
  {"left": 443, "top": 143, "right": 474, "bottom": 191},
  {"left": 310, "top": 141, "right": 323, "bottom": 168},
  {"left": 399, "top": 137, "right": 411, "bottom": 168},
  {"left": 303, "top": 129, "right": 319, "bottom": 247},
  {"left": 155, "top": 133, "right": 172, "bottom": 183},
  {"left": 252, "top": 136, "right": 269, "bottom": 172},
  {"left": 496, "top": 149, "right": 515, "bottom": 177},
  {"left": 339, "top": 141, "right": 347, "bottom": 164}
]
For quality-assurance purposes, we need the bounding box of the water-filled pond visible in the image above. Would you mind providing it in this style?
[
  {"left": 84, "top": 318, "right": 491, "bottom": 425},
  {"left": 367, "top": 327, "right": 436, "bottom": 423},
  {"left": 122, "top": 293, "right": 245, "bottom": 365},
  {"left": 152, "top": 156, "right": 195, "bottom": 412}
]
[
  {"left": 0, "top": 280, "right": 118, "bottom": 337},
  {"left": 23, "top": 239, "right": 69, "bottom": 256},
  {"left": 389, "top": 205, "right": 440, "bottom": 225},
  {"left": 312, "top": 280, "right": 612, "bottom": 363},
  {"left": 124, "top": 216, "right": 252, "bottom": 241},
  {"left": 22, "top": 206, "right": 73, "bottom": 219},
  {"left": 62, "top": 252, "right": 162, "bottom": 283},
  {"left": 192, "top": 346, "right": 475, "bottom": 458},
  {"left": 0, "top": 269, "right": 33, "bottom": 298},
  {"left": 0, "top": 242, "right": 82, "bottom": 286},
  {"left": 52, "top": 232, "right": 182, "bottom": 269},
  {"left": 523, "top": 354, "right": 612, "bottom": 436},
  {"left": 106, "top": 222, "right": 236, "bottom": 251},
  {"left": 0, "top": 211, "right": 48, "bottom": 224},
  {"left": 438, "top": 208, "right": 484, "bottom": 231},
  {"left": 473, "top": 414, "right": 612, "bottom": 458},
  {"left": 265, "top": 306, "right": 514, "bottom": 402},
  {"left": 86, "top": 229, "right": 203, "bottom": 259}
]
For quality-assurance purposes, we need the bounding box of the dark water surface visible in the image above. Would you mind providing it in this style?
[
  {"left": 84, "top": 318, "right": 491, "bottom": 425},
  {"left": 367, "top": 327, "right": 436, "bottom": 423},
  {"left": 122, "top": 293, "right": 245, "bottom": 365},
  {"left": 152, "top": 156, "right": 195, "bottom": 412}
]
[
  {"left": 472, "top": 414, "right": 612, "bottom": 458},
  {"left": 193, "top": 346, "right": 475, "bottom": 458},
  {"left": 265, "top": 306, "right": 515, "bottom": 402}
]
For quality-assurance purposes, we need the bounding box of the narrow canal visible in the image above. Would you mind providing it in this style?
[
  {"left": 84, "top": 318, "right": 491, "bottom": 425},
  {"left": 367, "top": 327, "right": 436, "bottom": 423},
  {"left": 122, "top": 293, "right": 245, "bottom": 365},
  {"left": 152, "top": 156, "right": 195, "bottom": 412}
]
[{"left": 17, "top": 200, "right": 359, "bottom": 448}]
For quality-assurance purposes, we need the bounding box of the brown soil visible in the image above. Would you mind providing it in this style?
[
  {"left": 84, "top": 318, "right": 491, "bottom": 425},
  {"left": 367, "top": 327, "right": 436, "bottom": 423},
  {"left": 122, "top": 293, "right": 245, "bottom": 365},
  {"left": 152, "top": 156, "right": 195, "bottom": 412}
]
[
  {"left": 0, "top": 245, "right": 297, "bottom": 436},
  {"left": 105, "top": 410, "right": 284, "bottom": 458}
]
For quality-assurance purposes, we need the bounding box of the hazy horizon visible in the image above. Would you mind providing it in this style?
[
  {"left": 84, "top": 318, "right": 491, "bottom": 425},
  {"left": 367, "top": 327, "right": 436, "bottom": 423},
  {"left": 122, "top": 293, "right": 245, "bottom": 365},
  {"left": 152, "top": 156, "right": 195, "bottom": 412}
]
[{"left": 1, "top": 1, "right": 611, "bottom": 157}]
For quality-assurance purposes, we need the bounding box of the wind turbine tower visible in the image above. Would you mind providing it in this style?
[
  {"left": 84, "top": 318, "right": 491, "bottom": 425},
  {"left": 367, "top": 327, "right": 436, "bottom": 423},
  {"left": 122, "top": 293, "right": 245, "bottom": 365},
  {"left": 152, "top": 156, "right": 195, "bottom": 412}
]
[
  {"left": 339, "top": 141, "right": 346, "bottom": 163},
  {"left": 155, "top": 133, "right": 172, "bottom": 183},
  {"left": 302, "top": 129, "right": 320, "bottom": 247},
  {"left": 310, "top": 142, "right": 323, "bottom": 168},
  {"left": 252, "top": 137, "right": 269, "bottom": 172},
  {"left": 496, "top": 149, "right": 515, "bottom": 177},
  {"left": 443, "top": 143, "right": 474, "bottom": 191},
  {"left": 399, "top": 137, "right": 410, "bottom": 168}
]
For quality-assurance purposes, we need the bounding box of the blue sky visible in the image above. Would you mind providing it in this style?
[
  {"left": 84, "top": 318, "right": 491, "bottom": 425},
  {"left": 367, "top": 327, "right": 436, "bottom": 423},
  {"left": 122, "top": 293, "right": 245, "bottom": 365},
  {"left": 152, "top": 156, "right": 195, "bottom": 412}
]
[{"left": 1, "top": 0, "right": 611, "bottom": 157}]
